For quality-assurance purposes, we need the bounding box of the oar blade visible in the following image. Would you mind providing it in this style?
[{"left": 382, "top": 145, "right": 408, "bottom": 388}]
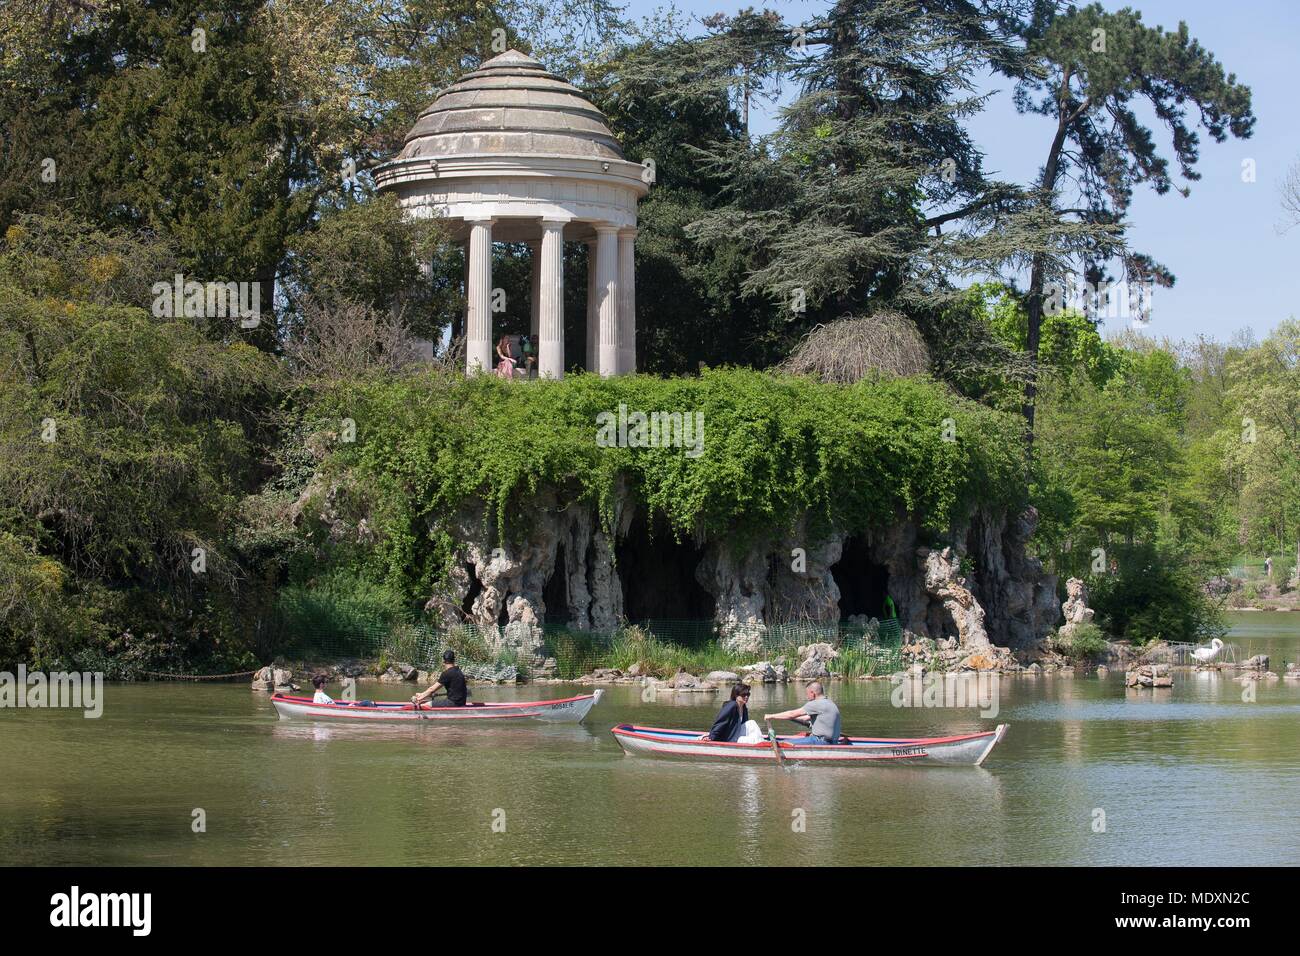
[{"left": 766, "top": 719, "right": 787, "bottom": 768}]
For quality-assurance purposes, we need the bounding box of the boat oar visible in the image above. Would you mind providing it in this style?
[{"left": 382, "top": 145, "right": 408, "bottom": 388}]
[
  {"left": 765, "top": 718, "right": 788, "bottom": 769},
  {"left": 411, "top": 692, "right": 445, "bottom": 717}
]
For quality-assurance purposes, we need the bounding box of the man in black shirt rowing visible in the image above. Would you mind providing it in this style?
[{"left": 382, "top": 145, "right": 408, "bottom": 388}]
[{"left": 411, "top": 650, "right": 468, "bottom": 707}]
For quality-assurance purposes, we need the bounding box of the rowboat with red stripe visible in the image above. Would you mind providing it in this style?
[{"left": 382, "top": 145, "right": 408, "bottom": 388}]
[
  {"left": 271, "top": 689, "right": 602, "bottom": 724},
  {"left": 610, "top": 722, "right": 1008, "bottom": 765}
]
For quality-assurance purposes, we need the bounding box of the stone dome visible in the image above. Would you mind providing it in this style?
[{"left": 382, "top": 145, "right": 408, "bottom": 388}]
[{"left": 396, "top": 49, "right": 624, "bottom": 162}]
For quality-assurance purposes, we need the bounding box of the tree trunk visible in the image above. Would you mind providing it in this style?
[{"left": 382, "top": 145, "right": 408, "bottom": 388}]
[
  {"left": 1023, "top": 82, "right": 1083, "bottom": 449},
  {"left": 246, "top": 261, "right": 278, "bottom": 352},
  {"left": 1024, "top": 253, "right": 1045, "bottom": 446}
]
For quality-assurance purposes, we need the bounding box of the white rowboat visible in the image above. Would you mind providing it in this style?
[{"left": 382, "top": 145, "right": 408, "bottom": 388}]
[
  {"left": 271, "top": 689, "right": 602, "bottom": 724},
  {"left": 611, "top": 722, "right": 1008, "bottom": 766}
]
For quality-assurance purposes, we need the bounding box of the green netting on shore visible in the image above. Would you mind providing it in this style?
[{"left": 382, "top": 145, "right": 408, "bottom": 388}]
[{"left": 264, "top": 617, "right": 905, "bottom": 682}]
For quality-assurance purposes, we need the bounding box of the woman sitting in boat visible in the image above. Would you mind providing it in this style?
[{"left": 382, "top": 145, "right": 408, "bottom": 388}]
[
  {"left": 311, "top": 675, "right": 333, "bottom": 705},
  {"left": 411, "top": 650, "right": 468, "bottom": 708},
  {"left": 707, "top": 684, "right": 763, "bottom": 743}
]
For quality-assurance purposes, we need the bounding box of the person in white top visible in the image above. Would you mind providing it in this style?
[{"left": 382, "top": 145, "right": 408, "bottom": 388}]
[{"left": 311, "top": 674, "right": 333, "bottom": 705}]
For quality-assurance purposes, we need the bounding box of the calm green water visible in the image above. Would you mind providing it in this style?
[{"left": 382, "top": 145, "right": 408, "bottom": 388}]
[{"left": 2, "top": 612, "right": 1298, "bottom": 866}]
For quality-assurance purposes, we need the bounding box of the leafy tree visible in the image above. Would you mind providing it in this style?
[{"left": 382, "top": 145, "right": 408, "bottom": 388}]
[
  {"left": 81, "top": 1, "right": 307, "bottom": 341},
  {"left": 0, "top": 2, "right": 116, "bottom": 227},
  {"left": 0, "top": 215, "right": 280, "bottom": 668},
  {"left": 932, "top": 282, "right": 1118, "bottom": 409},
  {"left": 1088, "top": 542, "right": 1224, "bottom": 644},
  {"left": 1004, "top": 3, "right": 1254, "bottom": 442},
  {"left": 1034, "top": 341, "right": 1189, "bottom": 562},
  {"left": 1222, "top": 321, "right": 1300, "bottom": 577},
  {"left": 0, "top": 530, "right": 99, "bottom": 669},
  {"left": 3, "top": 1, "right": 621, "bottom": 351},
  {"left": 1033, "top": 332, "right": 1231, "bottom": 642},
  {"left": 597, "top": 1, "right": 1039, "bottom": 374},
  {"left": 589, "top": 35, "right": 764, "bottom": 371},
  {"left": 687, "top": 0, "right": 1025, "bottom": 326},
  {"left": 281, "top": 194, "right": 458, "bottom": 340},
  {"left": 611, "top": 8, "right": 787, "bottom": 137}
]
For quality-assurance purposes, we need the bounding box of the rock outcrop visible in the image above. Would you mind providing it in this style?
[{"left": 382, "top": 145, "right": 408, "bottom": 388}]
[
  {"left": 962, "top": 507, "right": 1061, "bottom": 649},
  {"left": 922, "top": 547, "right": 989, "bottom": 650},
  {"left": 794, "top": 642, "right": 838, "bottom": 679},
  {"left": 424, "top": 483, "right": 634, "bottom": 656},
  {"left": 1126, "top": 663, "right": 1173, "bottom": 688},
  {"left": 419, "top": 490, "right": 1059, "bottom": 659},
  {"left": 696, "top": 520, "right": 843, "bottom": 652},
  {"left": 1058, "top": 577, "right": 1096, "bottom": 642},
  {"left": 1136, "top": 641, "right": 1176, "bottom": 665},
  {"left": 251, "top": 666, "right": 294, "bottom": 692},
  {"left": 695, "top": 544, "right": 770, "bottom": 655},
  {"left": 740, "top": 661, "right": 789, "bottom": 684}
]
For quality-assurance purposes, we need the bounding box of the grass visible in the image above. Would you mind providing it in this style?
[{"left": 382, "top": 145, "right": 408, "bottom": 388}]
[
  {"left": 834, "top": 644, "right": 905, "bottom": 678},
  {"left": 605, "top": 631, "right": 743, "bottom": 678},
  {"left": 542, "top": 626, "right": 739, "bottom": 679},
  {"left": 273, "top": 612, "right": 909, "bottom": 682},
  {"left": 273, "top": 569, "right": 413, "bottom": 657},
  {"left": 543, "top": 623, "right": 904, "bottom": 680}
]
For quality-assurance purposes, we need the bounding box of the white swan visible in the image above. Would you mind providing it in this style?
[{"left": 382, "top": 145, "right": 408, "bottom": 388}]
[{"left": 1191, "top": 637, "right": 1225, "bottom": 664}]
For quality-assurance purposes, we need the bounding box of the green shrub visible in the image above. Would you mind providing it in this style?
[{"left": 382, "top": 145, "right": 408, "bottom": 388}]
[
  {"left": 1089, "top": 546, "right": 1225, "bottom": 644},
  {"left": 603, "top": 628, "right": 736, "bottom": 678},
  {"left": 275, "top": 568, "right": 412, "bottom": 652},
  {"left": 0, "top": 533, "right": 94, "bottom": 669},
  {"left": 1055, "top": 621, "right": 1108, "bottom": 661}
]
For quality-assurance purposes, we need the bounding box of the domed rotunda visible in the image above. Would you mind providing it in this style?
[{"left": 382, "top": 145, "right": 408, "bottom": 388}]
[{"left": 374, "top": 50, "right": 649, "bottom": 377}]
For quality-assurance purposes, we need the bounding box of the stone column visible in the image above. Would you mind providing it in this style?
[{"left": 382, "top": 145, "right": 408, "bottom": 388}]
[
  {"left": 456, "top": 239, "right": 469, "bottom": 344},
  {"left": 528, "top": 240, "right": 541, "bottom": 342},
  {"left": 585, "top": 239, "right": 597, "bottom": 372},
  {"left": 617, "top": 227, "right": 637, "bottom": 374},
  {"left": 538, "top": 219, "right": 566, "bottom": 379},
  {"left": 595, "top": 224, "right": 620, "bottom": 377},
  {"left": 465, "top": 217, "right": 494, "bottom": 375}
]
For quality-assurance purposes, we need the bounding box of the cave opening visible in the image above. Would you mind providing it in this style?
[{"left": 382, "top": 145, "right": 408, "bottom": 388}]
[
  {"left": 963, "top": 519, "right": 1000, "bottom": 632},
  {"left": 616, "top": 510, "right": 714, "bottom": 622},
  {"left": 831, "top": 535, "right": 892, "bottom": 620},
  {"left": 543, "top": 543, "right": 570, "bottom": 624},
  {"left": 460, "top": 563, "right": 482, "bottom": 621}
]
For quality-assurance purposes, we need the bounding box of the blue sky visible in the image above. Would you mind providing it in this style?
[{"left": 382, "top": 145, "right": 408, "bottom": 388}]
[{"left": 625, "top": 0, "right": 1299, "bottom": 343}]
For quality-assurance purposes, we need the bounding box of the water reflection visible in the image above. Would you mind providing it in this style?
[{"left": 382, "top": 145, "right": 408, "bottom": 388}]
[{"left": 735, "top": 766, "right": 764, "bottom": 864}]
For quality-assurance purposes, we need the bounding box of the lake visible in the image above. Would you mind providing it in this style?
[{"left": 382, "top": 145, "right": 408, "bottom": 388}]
[{"left": 2, "top": 612, "right": 1297, "bottom": 866}]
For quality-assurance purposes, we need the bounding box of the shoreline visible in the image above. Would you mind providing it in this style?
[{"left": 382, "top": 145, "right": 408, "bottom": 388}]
[{"left": 251, "top": 650, "right": 1294, "bottom": 693}]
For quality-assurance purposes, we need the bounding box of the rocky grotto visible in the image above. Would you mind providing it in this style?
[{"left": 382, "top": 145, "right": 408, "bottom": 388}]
[{"left": 417, "top": 485, "right": 1061, "bottom": 666}]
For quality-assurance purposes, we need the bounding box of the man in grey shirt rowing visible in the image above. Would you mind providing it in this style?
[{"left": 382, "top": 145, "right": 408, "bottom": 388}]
[{"left": 766, "top": 681, "right": 843, "bottom": 745}]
